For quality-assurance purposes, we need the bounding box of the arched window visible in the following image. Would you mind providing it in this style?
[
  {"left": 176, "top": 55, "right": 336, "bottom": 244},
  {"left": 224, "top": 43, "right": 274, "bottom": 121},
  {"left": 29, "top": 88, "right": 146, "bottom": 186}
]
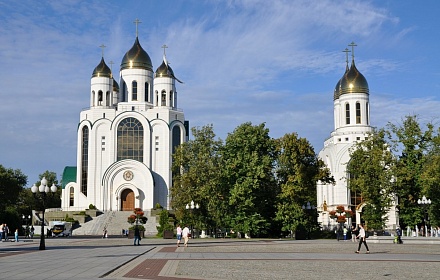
[
  {"left": 155, "top": 90, "right": 158, "bottom": 106},
  {"left": 106, "top": 91, "right": 110, "bottom": 106},
  {"left": 345, "top": 103, "right": 350, "bottom": 125},
  {"left": 121, "top": 80, "right": 126, "bottom": 102},
  {"left": 132, "top": 81, "right": 137, "bottom": 101},
  {"left": 172, "top": 126, "right": 181, "bottom": 154},
  {"left": 81, "top": 126, "right": 89, "bottom": 196},
  {"left": 356, "top": 102, "right": 361, "bottom": 124},
  {"left": 98, "top": 90, "right": 103, "bottom": 105},
  {"left": 366, "top": 102, "right": 369, "bottom": 125},
  {"left": 145, "top": 82, "right": 149, "bottom": 102},
  {"left": 92, "top": 91, "right": 95, "bottom": 106},
  {"left": 170, "top": 91, "right": 173, "bottom": 107},
  {"left": 161, "top": 90, "right": 166, "bottom": 106},
  {"left": 69, "top": 187, "right": 74, "bottom": 207},
  {"left": 117, "top": 118, "right": 144, "bottom": 162}
]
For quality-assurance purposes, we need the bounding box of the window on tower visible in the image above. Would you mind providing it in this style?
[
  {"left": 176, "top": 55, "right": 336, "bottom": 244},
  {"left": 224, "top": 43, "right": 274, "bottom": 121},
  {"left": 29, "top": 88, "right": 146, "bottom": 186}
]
[
  {"left": 161, "top": 90, "right": 166, "bottom": 106},
  {"left": 345, "top": 103, "right": 350, "bottom": 124},
  {"left": 356, "top": 102, "right": 361, "bottom": 124},
  {"left": 117, "top": 117, "right": 144, "bottom": 162},
  {"left": 98, "top": 90, "right": 103, "bottom": 105},
  {"left": 132, "top": 81, "right": 138, "bottom": 101},
  {"left": 145, "top": 82, "right": 149, "bottom": 102},
  {"left": 81, "top": 126, "right": 89, "bottom": 196},
  {"left": 366, "top": 102, "right": 369, "bottom": 125}
]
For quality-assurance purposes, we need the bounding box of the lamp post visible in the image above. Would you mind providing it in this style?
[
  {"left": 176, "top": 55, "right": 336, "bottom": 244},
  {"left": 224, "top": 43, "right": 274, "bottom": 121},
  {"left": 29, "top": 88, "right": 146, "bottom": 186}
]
[
  {"left": 31, "top": 177, "right": 58, "bottom": 250},
  {"left": 302, "top": 202, "right": 316, "bottom": 239},
  {"left": 186, "top": 200, "right": 199, "bottom": 238},
  {"left": 417, "top": 195, "right": 431, "bottom": 237}
]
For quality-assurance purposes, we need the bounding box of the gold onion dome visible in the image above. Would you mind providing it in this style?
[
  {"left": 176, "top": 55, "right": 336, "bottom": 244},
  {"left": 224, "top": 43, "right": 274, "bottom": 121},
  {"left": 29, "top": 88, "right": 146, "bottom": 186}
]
[
  {"left": 155, "top": 60, "right": 175, "bottom": 78},
  {"left": 120, "top": 37, "right": 153, "bottom": 71},
  {"left": 339, "top": 60, "right": 369, "bottom": 96},
  {"left": 92, "top": 58, "right": 112, "bottom": 78}
]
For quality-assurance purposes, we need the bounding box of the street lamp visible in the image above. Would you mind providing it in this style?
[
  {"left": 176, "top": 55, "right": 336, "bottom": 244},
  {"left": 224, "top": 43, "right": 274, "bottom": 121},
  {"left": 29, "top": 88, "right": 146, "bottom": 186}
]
[
  {"left": 31, "top": 177, "right": 58, "bottom": 250},
  {"left": 302, "top": 202, "right": 316, "bottom": 239},
  {"left": 186, "top": 200, "right": 199, "bottom": 238},
  {"left": 418, "top": 195, "right": 431, "bottom": 237}
]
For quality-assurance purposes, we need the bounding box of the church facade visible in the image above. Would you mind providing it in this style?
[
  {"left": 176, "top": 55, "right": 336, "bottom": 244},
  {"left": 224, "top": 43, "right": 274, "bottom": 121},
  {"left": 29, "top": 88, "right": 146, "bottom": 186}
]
[
  {"left": 316, "top": 44, "right": 398, "bottom": 231},
  {"left": 60, "top": 31, "right": 188, "bottom": 212}
]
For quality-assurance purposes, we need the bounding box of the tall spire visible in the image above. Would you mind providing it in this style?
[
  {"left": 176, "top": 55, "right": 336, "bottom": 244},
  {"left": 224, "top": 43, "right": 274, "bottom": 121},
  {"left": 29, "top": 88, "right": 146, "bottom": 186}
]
[
  {"left": 133, "top": 18, "right": 142, "bottom": 37},
  {"left": 342, "top": 48, "right": 350, "bottom": 71}
]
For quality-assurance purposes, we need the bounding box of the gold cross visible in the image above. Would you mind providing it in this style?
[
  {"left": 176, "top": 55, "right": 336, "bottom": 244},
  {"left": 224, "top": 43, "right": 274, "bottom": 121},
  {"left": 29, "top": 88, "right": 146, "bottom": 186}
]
[{"left": 99, "top": 44, "right": 106, "bottom": 58}]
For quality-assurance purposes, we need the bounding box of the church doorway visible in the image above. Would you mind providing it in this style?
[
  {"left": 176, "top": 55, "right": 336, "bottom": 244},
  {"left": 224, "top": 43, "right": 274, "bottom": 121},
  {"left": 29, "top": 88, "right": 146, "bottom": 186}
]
[{"left": 121, "top": 189, "right": 135, "bottom": 211}]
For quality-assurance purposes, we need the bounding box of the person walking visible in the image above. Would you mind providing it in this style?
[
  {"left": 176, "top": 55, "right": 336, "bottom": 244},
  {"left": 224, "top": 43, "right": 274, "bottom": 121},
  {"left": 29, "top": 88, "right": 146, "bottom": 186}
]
[
  {"left": 355, "top": 224, "right": 370, "bottom": 254},
  {"left": 30, "top": 225, "right": 35, "bottom": 239},
  {"left": 14, "top": 229, "right": 19, "bottom": 242},
  {"left": 3, "top": 224, "right": 9, "bottom": 241},
  {"left": 102, "top": 227, "right": 108, "bottom": 238},
  {"left": 176, "top": 224, "right": 182, "bottom": 247},
  {"left": 182, "top": 225, "right": 190, "bottom": 247},
  {"left": 343, "top": 227, "right": 348, "bottom": 240},
  {"left": 133, "top": 226, "right": 141, "bottom": 246},
  {"left": 0, "top": 223, "right": 4, "bottom": 241},
  {"left": 396, "top": 226, "right": 403, "bottom": 244},
  {"left": 351, "top": 225, "right": 358, "bottom": 242}
]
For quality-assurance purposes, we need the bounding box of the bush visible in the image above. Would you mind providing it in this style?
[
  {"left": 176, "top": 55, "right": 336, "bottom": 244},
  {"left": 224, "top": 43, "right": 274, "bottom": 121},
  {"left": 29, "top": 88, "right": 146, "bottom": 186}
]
[
  {"left": 156, "top": 209, "right": 173, "bottom": 237},
  {"left": 88, "top": 204, "right": 96, "bottom": 210},
  {"left": 155, "top": 203, "right": 162, "bottom": 209}
]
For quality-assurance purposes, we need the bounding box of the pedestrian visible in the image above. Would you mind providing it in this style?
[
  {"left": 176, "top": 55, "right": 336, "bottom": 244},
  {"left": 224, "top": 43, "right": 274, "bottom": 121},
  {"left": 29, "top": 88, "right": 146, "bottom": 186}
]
[
  {"left": 14, "top": 229, "right": 19, "bottom": 242},
  {"left": 176, "top": 224, "right": 182, "bottom": 247},
  {"left": 351, "top": 225, "right": 358, "bottom": 242},
  {"left": 343, "top": 227, "right": 348, "bottom": 240},
  {"left": 133, "top": 226, "right": 141, "bottom": 246},
  {"left": 0, "top": 223, "right": 4, "bottom": 241},
  {"left": 396, "top": 226, "right": 403, "bottom": 244},
  {"left": 30, "top": 225, "right": 35, "bottom": 238},
  {"left": 102, "top": 227, "right": 108, "bottom": 238},
  {"left": 182, "top": 225, "right": 190, "bottom": 247},
  {"left": 355, "top": 224, "right": 370, "bottom": 254},
  {"left": 4, "top": 224, "right": 9, "bottom": 241}
]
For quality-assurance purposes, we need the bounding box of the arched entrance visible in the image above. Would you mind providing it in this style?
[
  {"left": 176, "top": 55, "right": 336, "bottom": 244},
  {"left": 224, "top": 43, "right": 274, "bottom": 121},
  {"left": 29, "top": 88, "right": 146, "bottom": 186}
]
[{"left": 121, "top": 189, "right": 135, "bottom": 211}]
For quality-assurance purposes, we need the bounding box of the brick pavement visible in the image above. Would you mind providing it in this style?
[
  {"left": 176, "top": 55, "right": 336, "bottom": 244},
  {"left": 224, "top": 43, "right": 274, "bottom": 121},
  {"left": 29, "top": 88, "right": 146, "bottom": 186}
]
[{"left": 1, "top": 237, "right": 439, "bottom": 280}]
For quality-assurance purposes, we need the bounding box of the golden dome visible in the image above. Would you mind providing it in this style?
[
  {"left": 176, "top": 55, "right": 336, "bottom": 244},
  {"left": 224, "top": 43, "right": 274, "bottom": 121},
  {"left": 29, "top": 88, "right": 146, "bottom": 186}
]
[
  {"left": 120, "top": 37, "right": 153, "bottom": 71},
  {"left": 339, "top": 60, "right": 369, "bottom": 95},
  {"left": 92, "top": 58, "right": 112, "bottom": 78}
]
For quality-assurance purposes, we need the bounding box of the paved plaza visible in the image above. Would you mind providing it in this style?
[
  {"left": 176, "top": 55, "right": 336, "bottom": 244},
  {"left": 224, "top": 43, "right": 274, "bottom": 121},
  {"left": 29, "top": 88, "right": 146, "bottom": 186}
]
[{"left": 0, "top": 236, "right": 439, "bottom": 280}]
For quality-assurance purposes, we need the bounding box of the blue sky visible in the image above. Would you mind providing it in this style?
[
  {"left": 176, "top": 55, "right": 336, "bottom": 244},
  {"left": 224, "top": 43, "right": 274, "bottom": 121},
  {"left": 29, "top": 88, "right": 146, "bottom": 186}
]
[{"left": 1, "top": 0, "right": 439, "bottom": 186}]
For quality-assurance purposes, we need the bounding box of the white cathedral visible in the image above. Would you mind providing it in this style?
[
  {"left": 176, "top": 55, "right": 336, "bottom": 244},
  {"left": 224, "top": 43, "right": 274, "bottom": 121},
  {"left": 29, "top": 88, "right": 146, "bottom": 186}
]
[
  {"left": 60, "top": 30, "right": 187, "bottom": 212},
  {"left": 316, "top": 43, "right": 398, "bottom": 231}
]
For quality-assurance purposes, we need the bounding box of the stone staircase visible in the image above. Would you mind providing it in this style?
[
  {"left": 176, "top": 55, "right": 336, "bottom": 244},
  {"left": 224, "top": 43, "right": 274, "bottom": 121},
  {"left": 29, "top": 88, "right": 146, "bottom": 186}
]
[{"left": 72, "top": 210, "right": 158, "bottom": 237}]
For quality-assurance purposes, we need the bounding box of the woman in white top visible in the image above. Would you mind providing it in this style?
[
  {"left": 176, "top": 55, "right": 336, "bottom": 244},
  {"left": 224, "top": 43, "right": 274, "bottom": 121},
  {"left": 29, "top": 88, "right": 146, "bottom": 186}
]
[
  {"left": 182, "top": 225, "right": 190, "bottom": 247},
  {"left": 356, "top": 224, "right": 370, "bottom": 254},
  {"left": 176, "top": 224, "right": 182, "bottom": 247}
]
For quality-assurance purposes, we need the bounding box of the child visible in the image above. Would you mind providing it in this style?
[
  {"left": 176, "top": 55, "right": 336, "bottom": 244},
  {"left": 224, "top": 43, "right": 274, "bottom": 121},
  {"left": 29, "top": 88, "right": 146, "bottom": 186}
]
[{"left": 14, "top": 229, "right": 19, "bottom": 242}]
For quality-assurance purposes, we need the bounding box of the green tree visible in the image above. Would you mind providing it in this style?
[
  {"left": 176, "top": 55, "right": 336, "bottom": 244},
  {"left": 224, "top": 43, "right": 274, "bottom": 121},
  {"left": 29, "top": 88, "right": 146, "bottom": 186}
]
[
  {"left": 221, "top": 122, "right": 277, "bottom": 237},
  {"left": 388, "top": 115, "right": 433, "bottom": 228},
  {"left": 171, "top": 125, "right": 225, "bottom": 233},
  {"left": 275, "top": 133, "right": 333, "bottom": 237},
  {"left": 0, "top": 165, "right": 27, "bottom": 234},
  {"left": 420, "top": 126, "right": 440, "bottom": 227},
  {"left": 347, "top": 129, "right": 395, "bottom": 230}
]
